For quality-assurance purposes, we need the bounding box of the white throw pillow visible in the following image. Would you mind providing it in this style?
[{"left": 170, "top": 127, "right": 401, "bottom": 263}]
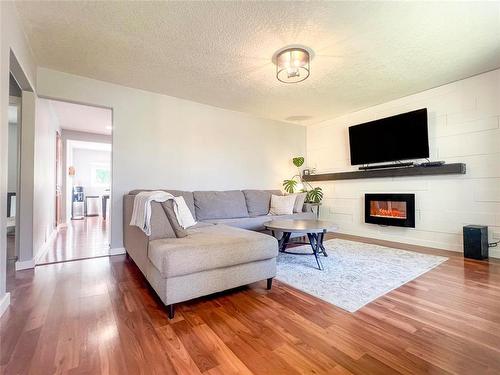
[
  {"left": 173, "top": 196, "right": 197, "bottom": 229},
  {"left": 269, "top": 194, "right": 296, "bottom": 215}
]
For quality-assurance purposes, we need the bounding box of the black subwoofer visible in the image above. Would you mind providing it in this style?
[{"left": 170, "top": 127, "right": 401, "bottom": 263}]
[{"left": 463, "top": 225, "right": 488, "bottom": 260}]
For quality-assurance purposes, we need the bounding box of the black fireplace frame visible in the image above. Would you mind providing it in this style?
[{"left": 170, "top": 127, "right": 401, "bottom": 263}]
[{"left": 365, "top": 193, "right": 415, "bottom": 228}]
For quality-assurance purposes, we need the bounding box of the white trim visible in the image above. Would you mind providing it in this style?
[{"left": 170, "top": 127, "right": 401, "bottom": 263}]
[
  {"left": 109, "top": 247, "right": 126, "bottom": 256},
  {"left": 16, "top": 259, "right": 35, "bottom": 271},
  {"left": 0, "top": 293, "right": 11, "bottom": 318},
  {"left": 15, "top": 228, "right": 59, "bottom": 270},
  {"left": 15, "top": 258, "right": 35, "bottom": 270},
  {"left": 34, "top": 229, "right": 59, "bottom": 265}
]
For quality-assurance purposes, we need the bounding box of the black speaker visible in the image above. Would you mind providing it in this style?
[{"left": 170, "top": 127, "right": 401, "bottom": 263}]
[{"left": 463, "top": 225, "right": 488, "bottom": 260}]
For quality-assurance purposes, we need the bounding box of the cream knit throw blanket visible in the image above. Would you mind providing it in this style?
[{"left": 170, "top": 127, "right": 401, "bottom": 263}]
[{"left": 130, "top": 191, "right": 196, "bottom": 235}]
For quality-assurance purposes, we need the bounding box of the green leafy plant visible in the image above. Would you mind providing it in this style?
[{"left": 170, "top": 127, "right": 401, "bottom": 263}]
[
  {"left": 282, "top": 179, "right": 298, "bottom": 194},
  {"left": 282, "top": 156, "right": 323, "bottom": 203},
  {"left": 292, "top": 157, "right": 304, "bottom": 168},
  {"left": 306, "top": 187, "right": 323, "bottom": 204}
]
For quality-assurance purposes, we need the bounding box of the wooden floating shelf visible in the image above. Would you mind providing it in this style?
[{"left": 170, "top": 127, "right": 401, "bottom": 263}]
[{"left": 303, "top": 163, "right": 466, "bottom": 182}]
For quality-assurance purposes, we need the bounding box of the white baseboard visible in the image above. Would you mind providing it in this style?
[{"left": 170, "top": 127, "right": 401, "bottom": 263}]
[
  {"left": 335, "top": 229, "right": 500, "bottom": 260},
  {"left": 35, "top": 228, "right": 59, "bottom": 266},
  {"left": 15, "top": 228, "right": 59, "bottom": 270},
  {"left": 15, "top": 258, "right": 36, "bottom": 270},
  {"left": 109, "top": 247, "right": 126, "bottom": 256},
  {"left": 0, "top": 293, "right": 11, "bottom": 317}
]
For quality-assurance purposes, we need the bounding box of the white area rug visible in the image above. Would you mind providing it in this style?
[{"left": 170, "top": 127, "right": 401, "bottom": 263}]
[{"left": 276, "top": 238, "right": 447, "bottom": 312}]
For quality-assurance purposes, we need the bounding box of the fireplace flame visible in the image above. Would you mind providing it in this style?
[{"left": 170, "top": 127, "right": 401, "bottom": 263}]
[
  {"left": 370, "top": 201, "right": 407, "bottom": 219},
  {"left": 371, "top": 208, "right": 406, "bottom": 218}
]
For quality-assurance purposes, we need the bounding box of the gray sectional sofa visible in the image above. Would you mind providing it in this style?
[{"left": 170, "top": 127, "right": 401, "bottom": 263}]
[{"left": 123, "top": 189, "right": 314, "bottom": 318}]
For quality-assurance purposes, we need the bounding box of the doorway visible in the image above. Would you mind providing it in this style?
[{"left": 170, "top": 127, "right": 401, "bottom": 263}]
[
  {"left": 55, "top": 131, "right": 62, "bottom": 227},
  {"left": 6, "top": 75, "right": 22, "bottom": 267},
  {"left": 37, "top": 99, "right": 113, "bottom": 264}
]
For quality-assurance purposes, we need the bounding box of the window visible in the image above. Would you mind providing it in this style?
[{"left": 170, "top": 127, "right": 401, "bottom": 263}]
[{"left": 91, "top": 163, "right": 111, "bottom": 187}]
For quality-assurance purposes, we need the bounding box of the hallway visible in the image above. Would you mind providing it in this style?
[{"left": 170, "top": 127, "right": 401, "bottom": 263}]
[{"left": 38, "top": 217, "right": 110, "bottom": 265}]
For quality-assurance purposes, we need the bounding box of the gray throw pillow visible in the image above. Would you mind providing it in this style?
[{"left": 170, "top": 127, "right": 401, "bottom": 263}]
[
  {"left": 161, "top": 200, "right": 188, "bottom": 238},
  {"left": 292, "top": 192, "right": 307, "bottom": 213}
]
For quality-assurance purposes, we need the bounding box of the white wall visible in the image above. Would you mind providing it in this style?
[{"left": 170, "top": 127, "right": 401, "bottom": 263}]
[
  {"left": 37, "top": 68, "right": 306, "bottom": 250},
  {"left": 33, "top": 98, "right": 60, "bottom": 260},
  {"left": 0, "top": 1, "right": 38, "bottom": 313},
  {"left": 307, "top": 69, "right": 500, "bottom": 257}
]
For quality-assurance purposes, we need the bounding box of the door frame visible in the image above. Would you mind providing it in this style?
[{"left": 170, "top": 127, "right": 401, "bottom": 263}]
[
  {"left": 8, "top": 95, "right": 22, "bottom": 261},
  {"left": 55, "top": 130, "right": 63, "bottom": 227},
  {"left": 41, "top": 97, "right": 114, "bottom": 251},
  {"left": 9, "top": 51, "right": 36, "bottom": 271}
]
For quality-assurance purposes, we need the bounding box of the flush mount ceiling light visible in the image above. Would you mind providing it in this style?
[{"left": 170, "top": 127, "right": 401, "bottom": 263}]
[{"left": 276, "top": 47, "right": 310, "bottom": 83}]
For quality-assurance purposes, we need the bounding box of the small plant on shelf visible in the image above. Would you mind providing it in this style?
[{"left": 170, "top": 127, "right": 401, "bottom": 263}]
[{"left": 282, "top": 156, "right": 323, "bottom": 203}]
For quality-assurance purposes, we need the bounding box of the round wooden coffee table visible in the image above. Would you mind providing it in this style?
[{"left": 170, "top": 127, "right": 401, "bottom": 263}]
[{"left": 265, "top": 219, "right": 337, "bottom": 270}]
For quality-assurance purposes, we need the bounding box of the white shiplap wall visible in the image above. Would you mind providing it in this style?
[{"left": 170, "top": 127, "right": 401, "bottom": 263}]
[{"left": 306, "top": 69, "right": 500, "bottom": 257}]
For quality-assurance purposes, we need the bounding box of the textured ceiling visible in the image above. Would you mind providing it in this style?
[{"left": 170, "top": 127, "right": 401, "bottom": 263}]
[
  {"left": 16, "top": 2, "right": 500, "bottom": 125},
  {"left": 49, "top": 100, "right": 112, "bottom": 135}
]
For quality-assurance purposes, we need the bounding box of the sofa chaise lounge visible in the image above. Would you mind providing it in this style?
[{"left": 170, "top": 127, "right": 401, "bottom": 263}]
[{"left": 123, "top": 189, "right": 314, "bottom": 318}]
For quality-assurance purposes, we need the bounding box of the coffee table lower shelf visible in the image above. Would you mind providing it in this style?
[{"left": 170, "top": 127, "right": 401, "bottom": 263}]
[{"left": 271, "top": 230, "right": 328, "bottom": 271}]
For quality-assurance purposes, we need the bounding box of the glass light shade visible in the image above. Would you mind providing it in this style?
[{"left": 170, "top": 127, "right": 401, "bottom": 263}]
[{"left": 276, "top": 48, "right": 310, "bottom": 83}]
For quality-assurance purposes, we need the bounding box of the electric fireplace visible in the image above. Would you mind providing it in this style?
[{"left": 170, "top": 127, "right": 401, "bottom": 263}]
[{"left": 365, "top": 193, "right": 415, "bottom": 228}]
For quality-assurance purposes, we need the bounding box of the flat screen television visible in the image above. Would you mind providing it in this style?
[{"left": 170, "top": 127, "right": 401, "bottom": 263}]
[{"left": 348, "top": 108, "right": 429, "bottom": 165}]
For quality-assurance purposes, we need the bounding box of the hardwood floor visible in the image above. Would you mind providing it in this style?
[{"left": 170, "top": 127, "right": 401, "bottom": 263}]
[
  {"left": 38, "top": 217, "right": 110, "bottom": 265},
  {"left": 1, "top": 234, "right": 500, "bottom": 374}
]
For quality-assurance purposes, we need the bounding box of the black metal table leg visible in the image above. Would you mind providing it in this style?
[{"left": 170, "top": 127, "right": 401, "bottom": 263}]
[
  {"left": 266, "top": 221, "right": 334, "bottom": 272},
  {"left": 310, "top": 232, "right": 327, "bottom": 257},
  {"left": 279, "top": 232, "right": 291, "bottom": 252},
  {"left": 319, "top": 230, "right": 328, "bottom": 257},
  {"left": 307, "top": 233, "right": 324, "bottom": 270}
]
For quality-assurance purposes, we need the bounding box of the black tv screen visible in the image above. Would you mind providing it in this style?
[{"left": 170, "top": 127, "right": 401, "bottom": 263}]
[{"left": 348, "top": 108, "right": 429, "bottom": 165}]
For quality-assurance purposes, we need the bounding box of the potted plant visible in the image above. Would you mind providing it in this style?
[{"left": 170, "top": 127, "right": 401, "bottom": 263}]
[{"left": 282, "top": 156, "right": 323, "bottom": 204}]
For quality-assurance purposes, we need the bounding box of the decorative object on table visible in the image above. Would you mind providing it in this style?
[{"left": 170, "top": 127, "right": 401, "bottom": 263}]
[
  {"left": 303, "top": 169, "right": 310, "bottom": 176},
  {"left": 276, "top": 238, "right": 447, "bottom": 312},
  {"left": 265, "top": 219, "right": 337, "bottom": 270},
  {"left": 282, "top": 156, "right": 323, "bottom": 205}
]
